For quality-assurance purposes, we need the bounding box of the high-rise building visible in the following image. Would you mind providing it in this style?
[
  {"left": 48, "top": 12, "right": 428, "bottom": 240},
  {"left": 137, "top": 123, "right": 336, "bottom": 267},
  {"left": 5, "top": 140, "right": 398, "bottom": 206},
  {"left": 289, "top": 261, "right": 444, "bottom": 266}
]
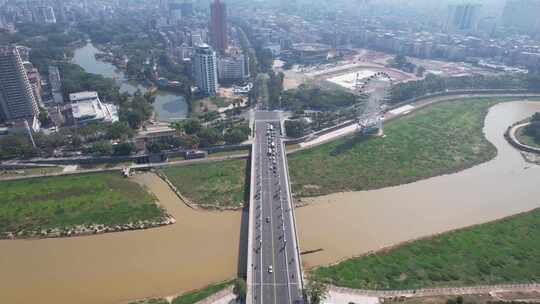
[
  {"left": 444, "top": 4, "right": 482, "bottom": 33},
  {"left": 34, "top": 6, "right": 57, "bottom": 24},
  {"left": 193, "top": 44, "right": 219, "bottom": 96},
  {"left": 0, "top": 46, "right": 39, "bottom": 121},
  {"left": 218, "top": 53, "right": 250, "bottom": 81},
  {"left": 210, "top": 0, "right": 228, "bottom": 54},
  {"left": 54, "top": 0, "right": 67, "bottom": 22},
  {"left": 502, "top": 0, "right": 540, "bottom": 33}
]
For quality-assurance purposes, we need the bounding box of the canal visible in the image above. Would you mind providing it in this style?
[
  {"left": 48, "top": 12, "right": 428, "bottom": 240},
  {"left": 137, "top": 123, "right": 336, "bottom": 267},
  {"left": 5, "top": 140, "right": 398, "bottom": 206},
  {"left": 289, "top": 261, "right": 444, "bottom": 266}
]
[
  {"left": 1, "top": 101, "right": 540, "bottom": 304},
  {"left": 71, "top": 42, "right": 189, "bottom": 122}
]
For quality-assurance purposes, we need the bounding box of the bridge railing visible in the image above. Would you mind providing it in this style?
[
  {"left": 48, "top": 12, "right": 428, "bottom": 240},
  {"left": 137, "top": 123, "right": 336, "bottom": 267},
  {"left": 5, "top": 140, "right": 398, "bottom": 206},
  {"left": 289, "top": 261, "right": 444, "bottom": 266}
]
[{"left": 246, "top": 133, "right": 257, "bottom": 304}]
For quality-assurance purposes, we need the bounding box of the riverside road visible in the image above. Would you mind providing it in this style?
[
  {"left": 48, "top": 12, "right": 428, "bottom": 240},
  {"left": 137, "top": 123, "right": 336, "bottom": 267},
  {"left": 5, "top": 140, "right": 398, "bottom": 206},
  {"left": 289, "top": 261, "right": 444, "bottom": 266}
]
[{"left": 248, "top": 111, "right": 304, "bottom": 304}]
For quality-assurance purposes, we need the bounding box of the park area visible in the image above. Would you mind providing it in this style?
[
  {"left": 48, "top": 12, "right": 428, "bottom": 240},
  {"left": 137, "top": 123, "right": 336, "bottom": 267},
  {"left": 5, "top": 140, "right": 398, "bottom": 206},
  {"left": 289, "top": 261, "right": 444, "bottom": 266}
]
[
  {"left": 0, "top": 172, "right": 165, "bottom": 235},
  {"left": 160, "top": 160, "right": 248, "bottom": 208},
  {"left": 288, "top": 97, "right": 505, "bottom": 197},
  {"left": 312, "top": 208, "right": 540, "bottom": 289}
]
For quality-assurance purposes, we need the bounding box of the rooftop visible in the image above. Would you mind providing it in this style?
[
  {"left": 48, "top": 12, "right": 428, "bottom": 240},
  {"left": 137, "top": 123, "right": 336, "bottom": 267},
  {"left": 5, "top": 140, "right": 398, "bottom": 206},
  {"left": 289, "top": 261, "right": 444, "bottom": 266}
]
[{"left": 69, "top": 91, "right": 99, "bottom": 102}]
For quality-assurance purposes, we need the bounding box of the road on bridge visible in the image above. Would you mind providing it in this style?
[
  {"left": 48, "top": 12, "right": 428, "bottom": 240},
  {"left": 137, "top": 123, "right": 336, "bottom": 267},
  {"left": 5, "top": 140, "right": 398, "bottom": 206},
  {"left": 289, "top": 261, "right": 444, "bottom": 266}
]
[{"left": 248, "top": 111, "right": 304, "bottom": 304}]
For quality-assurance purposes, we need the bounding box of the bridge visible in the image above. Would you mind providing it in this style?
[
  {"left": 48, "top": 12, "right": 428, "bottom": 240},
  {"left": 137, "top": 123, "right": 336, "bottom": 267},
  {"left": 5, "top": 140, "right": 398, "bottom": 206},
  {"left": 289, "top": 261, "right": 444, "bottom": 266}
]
[{"left": 246, "top": 111, "right": 304, "bottom": 304}]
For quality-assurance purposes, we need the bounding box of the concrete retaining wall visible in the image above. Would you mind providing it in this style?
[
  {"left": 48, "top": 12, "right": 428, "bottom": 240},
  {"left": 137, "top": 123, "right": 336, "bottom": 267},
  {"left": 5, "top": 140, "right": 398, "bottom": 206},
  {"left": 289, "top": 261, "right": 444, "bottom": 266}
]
[{"left": 505, "top": 123, "right": 540, "bottom": 154}]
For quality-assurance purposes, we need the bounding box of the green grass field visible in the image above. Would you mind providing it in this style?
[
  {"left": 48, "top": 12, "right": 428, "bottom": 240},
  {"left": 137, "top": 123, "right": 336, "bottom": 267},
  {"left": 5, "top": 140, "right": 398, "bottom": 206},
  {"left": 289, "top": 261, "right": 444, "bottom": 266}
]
[
  {"left": 313, "top": 208, "right": 540, "bottom": 290},
  {"left": 0, "top": 172, "right": 164, "bottom": 233},
  {"left": 288, "top": 98, "right": 505, "bottom": 197},
  {"left": 161, "top": 160, "right": 247, "bottom": 208}
]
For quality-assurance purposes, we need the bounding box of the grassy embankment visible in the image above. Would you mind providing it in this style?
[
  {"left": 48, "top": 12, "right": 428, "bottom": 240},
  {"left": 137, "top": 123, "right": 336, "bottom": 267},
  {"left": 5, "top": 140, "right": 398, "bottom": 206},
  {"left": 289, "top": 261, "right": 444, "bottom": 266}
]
[
  {"left": 288, "top": 97, "right": 507, "bottom": 197},
  {"left": 0, "top": 172, "right": 164, "bottom": 234},
  {"left": 516, "top": 126, "right": 540, "bottom": 149},
  {"left": 161, "top": 160, "right": 247, "bottom": 208},
  {"left": 313, "top": 208, "right": 540, "bottom": 290},
  {"left": 130, "top": 280, "right": 233, "bottom": 304}
]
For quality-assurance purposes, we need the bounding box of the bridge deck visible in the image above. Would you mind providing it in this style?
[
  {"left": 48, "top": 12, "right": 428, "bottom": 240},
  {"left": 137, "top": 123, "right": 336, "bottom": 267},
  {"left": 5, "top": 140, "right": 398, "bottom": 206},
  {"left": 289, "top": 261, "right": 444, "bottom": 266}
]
[{"left": 247, "top": 112, "right": 304, "bottom": 304}]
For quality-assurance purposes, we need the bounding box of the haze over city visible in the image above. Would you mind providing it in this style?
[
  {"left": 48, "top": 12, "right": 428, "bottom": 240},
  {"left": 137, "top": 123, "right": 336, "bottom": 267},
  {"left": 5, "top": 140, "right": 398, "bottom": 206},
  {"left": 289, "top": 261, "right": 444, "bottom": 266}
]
[{"left": 0, "top": 1, "right": 540, "bottom": 304}]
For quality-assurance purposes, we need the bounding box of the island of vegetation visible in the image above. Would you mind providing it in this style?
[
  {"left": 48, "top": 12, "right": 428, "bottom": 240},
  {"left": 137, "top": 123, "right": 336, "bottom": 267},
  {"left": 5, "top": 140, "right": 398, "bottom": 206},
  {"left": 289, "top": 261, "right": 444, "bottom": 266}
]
[
  {"left": 312, "top": 207, "right": 540, "bottom": 290},
  {"left": 0, "top": 172, "right": 174, "bottom": 239},
  {"left": 288, "top": 97, "right": 513, "bottom": 197},
  {"left": 516, "top": 112, "right": 540, "bottom": 149},
  {"left": 160, "top": 159, "right": 248, "bottom": 209}
]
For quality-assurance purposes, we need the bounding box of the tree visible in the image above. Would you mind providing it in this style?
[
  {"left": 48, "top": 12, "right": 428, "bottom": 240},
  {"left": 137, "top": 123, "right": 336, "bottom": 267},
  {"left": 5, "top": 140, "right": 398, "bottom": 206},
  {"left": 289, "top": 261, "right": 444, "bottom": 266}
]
[
  {"left": 89, "top": 140, "right": 113, "bottom": 155},
  {"left": 416, "top": 66, "right": 426, "bottom": 77},
  {"left": 38, "top": 108, "right": 50, "bottom": 126},
  {"left": 285, "top": 119, "right": 308, "bottom": 138},
  {"left": 147, "top": 142, "right": 163, "bottom": 154},
  {"left": 234, "top": 278, "right": 247, "bottom": 301},
  {"left": 106, "top": 122, "right": 134, "bottom": 140},
  {"left": 126, "top": 111, "right": 144, "bottom": 129},
  {"left": 304, "top": 277, "right": 328, "bottom": 304},
  {"left": 224, "top": 128, "right": 249, "bottom": 144},
  {"left": 71, "top": 136, "right": 83, "bottom": 147},
  {"left": 197, "top": 127, "right": 222, "bottom": 148},
  {"left": 388, "top": 54, "right": 416, "bottom": 73},
  {"left": 532, "top": 112, "right": 540, "bottom": 123},
  {"left": 113, "top": 142, "right": 135, "bottom": 156},
  {"left": 0, "top": 134, "right": 37, "bottom": 159},
  {"left": 183, "top": 119, "right": 202, "bottom": 135},
  {"left": 268, "top": 71, "right": 284, "bottom": 109}
]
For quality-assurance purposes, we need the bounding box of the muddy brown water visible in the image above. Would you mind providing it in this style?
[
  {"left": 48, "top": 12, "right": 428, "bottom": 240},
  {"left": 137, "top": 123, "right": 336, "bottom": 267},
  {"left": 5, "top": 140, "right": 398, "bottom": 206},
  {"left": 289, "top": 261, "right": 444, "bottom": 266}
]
[{"left": 1, "top": 101, "right": 540, "bottom": 304}]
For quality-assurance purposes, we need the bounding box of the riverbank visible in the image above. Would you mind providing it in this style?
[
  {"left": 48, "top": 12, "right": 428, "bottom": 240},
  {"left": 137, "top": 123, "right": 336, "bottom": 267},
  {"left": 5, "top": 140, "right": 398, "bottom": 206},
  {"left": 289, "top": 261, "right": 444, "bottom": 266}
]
[
  {"left": 128, "top": 280, "right": 234, "bottom": 304},
  {"left": 0, "top": 172, "right": 172, "bottom": 239},
  {"left": 312, "top": 207, "right": 540, "bottom": 290}
]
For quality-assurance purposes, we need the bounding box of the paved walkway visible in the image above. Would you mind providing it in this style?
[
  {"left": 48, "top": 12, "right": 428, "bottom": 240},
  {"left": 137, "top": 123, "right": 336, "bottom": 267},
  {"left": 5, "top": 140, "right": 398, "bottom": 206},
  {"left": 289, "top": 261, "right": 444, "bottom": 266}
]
[
  {"left": 328, "top": 283, "right": 540, "bottom": 299},
  {"left": 325, "top": 289, "right": 379, "bottom": 304},
  {"left": 0, "top": 154, "right": 248, "bottom": 182}
]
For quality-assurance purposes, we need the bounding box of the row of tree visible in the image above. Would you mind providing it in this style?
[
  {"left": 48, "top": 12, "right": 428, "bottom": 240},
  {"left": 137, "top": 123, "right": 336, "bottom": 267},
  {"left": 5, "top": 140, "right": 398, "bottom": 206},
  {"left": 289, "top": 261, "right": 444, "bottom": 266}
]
[
  {"left": 390, "top": 73, "right": 536, "bottom": 104},
  {"left": 0, "top": 120, "right": 137, "bottom": 159},
  {"left": 268, "top": 71, "right": 285, "bottom": 109},
  {"left": 169, "top": 118, "right": 251, "bottom": 150}
]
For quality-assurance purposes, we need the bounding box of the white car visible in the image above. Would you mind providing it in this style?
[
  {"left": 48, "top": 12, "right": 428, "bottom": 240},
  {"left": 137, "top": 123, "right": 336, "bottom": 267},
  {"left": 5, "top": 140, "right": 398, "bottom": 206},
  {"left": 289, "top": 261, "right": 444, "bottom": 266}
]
[{"left": 268, "top": 265, "right": 273, "bottom": 273}]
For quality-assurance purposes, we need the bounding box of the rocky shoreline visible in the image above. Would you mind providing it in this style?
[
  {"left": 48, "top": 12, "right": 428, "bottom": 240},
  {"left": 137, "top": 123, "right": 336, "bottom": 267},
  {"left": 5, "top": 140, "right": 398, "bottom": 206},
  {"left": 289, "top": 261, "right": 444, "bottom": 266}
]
[{"left": 1, "top": 214, "right": 176, "bottom": 240}]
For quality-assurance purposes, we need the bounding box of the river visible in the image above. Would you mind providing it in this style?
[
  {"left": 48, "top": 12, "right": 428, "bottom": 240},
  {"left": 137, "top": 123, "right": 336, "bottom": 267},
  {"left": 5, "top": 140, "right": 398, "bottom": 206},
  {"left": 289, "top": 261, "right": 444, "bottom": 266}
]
[
  {"left": 71, "top": 43, "right": 188, "bottom": 122},
  {"left": 1, "top": 101, "right": 540, "bottom": 304}
]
